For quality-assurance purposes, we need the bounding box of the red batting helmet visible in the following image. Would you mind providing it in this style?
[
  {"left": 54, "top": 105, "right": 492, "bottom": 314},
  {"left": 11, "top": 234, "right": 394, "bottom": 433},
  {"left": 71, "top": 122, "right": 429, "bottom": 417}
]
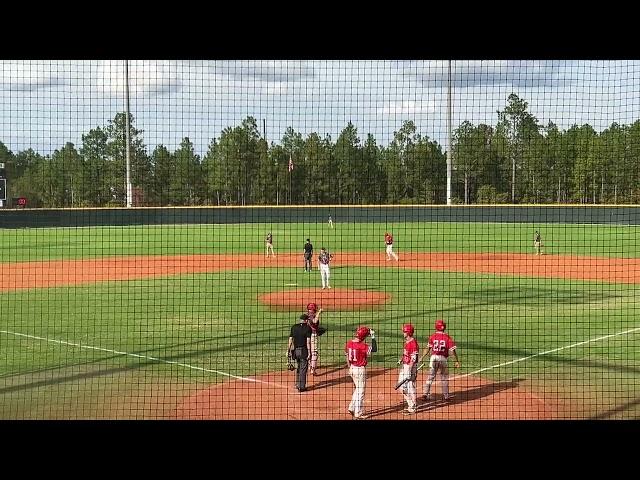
[
  {"left": 356, "top": 326, "right": 370, "bottom": 340},
  {"left": 307, "top": 303, "right": 317, "bottom": 312},
  {"left": 435, "top": 319, "right": 446, "bottom": 331},
  {"left": 402, "top": 324, "right": 414, "bottom": 336}
]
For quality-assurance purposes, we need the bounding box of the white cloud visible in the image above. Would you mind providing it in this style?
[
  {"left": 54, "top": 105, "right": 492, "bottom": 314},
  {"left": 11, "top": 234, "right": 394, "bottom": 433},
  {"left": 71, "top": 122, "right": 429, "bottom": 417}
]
[
  {"left": 407, "top": 60, "right": 574, "bottom": 88},
  {"left": 0, "top": 60, "right": 67, "bottom": 91},
  {"left": 381, "top": 100, "right": 438, "bottom": 115},
  {"left": 263, "top": 82, "right": 289, "bottom": 95},
  {"left": 221, "top": 60, "right": 315, "bottom": 82},
  {"left": 88, "top": 60, "right": 181, "bottom": 97}
]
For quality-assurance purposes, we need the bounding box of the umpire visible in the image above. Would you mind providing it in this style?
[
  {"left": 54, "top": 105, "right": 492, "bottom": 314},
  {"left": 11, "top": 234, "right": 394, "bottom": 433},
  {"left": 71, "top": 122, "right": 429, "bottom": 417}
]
[
  {"left": 288, "top": 314, "right": 312, "bottom": 392},
  {"left": 303, "top": 238, "right": 314, "bottom": 272}
]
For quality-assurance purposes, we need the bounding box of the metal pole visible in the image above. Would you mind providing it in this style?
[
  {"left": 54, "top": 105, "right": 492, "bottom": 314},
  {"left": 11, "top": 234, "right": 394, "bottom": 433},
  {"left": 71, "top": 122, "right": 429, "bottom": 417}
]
[
  {"left": 124, "top": 60, "right": 133, "bottom": 207},
  {"left": 512, "top": 116, "right": 516, "bottom": 203},
  {"left": 447, "top": 60, "right": 453, "bottom": 205}
]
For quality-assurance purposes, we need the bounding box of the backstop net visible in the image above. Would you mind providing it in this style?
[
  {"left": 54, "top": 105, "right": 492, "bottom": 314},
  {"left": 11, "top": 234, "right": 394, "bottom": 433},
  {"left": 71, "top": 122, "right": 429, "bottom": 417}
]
[{"left": 0, "top": 60, "right": 638, "bottom": 420}]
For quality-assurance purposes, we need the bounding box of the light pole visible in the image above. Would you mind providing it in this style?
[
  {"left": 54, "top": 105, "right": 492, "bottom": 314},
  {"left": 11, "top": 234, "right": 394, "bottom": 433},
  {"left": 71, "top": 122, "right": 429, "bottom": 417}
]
[
  {"left": 124, "top": 60, "right": 132, "bottom": 207},
  {"left": 447, "top": 59, "right": 453, "bottom": 206}
]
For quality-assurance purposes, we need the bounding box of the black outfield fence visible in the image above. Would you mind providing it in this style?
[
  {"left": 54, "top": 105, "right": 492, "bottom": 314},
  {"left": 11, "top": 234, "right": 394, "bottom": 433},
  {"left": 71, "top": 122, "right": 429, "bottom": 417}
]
[{"left": 2, "top": 205, "right": 640, "bottom": 229}]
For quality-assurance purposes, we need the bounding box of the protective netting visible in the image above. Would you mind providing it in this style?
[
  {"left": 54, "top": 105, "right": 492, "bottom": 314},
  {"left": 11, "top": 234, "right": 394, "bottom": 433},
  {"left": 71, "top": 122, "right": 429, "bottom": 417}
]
[{"left": 0, "top": 60, "right": 638, "bottom": 419}]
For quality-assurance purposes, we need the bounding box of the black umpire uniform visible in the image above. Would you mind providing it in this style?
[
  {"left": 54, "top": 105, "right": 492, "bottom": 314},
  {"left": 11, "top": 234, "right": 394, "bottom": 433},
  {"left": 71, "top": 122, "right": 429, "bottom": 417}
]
[
  {"left": 304, "top": 239, "right": 314, "bottom": 272},
  {"left": 289, "top": 314, "right": 312, "bottom": 392}
]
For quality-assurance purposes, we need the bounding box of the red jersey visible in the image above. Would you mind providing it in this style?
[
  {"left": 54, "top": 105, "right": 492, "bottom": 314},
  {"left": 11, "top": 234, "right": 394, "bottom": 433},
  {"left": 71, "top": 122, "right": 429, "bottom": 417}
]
[
  {"left": 402, "top": 338, "right": 419, "bottom": 365},
  {"left": 385, "top": 234, "right": 393, "bottom": 245},
  {"left": 428, "top": 332, "right": 456, "bottom": 358},
  {"left": 345, "top": 340, "right": 372, "bottom": 367}
]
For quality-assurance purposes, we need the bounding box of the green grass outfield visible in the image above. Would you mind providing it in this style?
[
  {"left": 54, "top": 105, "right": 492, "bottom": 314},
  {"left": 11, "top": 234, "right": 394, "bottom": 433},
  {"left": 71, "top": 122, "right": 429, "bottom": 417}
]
[
  {"left": 0, "top": 221, "right": 639, "bottom": 419},
  {"left": 1, "top": 221, "right": 640, "bottom": 262}
]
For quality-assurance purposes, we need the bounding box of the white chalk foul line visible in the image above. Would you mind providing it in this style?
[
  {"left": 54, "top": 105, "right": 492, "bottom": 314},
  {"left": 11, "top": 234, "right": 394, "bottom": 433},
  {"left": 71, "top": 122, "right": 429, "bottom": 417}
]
[
  {"left": 0, "top": 330, "right": 288, "bottom": 389},
  {"left": 451, "top": 325, "right": 640, "bottom": 381}
]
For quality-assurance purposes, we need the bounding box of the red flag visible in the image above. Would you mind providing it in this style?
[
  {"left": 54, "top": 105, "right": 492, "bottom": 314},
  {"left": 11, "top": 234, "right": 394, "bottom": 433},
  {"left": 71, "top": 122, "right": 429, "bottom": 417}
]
[{"left": 288, "top": 154, "right": 294, "bottom": 172}]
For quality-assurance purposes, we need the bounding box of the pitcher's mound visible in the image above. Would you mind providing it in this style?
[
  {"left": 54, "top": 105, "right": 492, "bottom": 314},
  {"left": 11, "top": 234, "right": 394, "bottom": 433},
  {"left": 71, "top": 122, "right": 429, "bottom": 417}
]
[{"left": 259, "top": 288, "right": 390, "bottom": 311}]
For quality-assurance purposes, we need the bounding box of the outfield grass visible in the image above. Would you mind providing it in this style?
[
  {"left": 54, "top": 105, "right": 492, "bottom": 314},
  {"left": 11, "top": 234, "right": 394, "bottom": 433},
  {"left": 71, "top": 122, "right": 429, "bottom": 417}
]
[
  {"left": 1, "top": 260, "right": 639, "bottom": 419},
  {"left": 0, "top": 221, "right": 639, "bottom": 262}
]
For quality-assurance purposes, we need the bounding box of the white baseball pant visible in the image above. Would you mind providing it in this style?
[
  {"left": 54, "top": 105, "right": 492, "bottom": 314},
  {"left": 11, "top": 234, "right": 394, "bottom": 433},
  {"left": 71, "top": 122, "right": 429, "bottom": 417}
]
[
  {"left": 320, "top": 264, "right": 330, "bottom": 288},
  {"left": 310, "top": 333, "right": 318, "bottom": 371},
  {"left": 348, "top": 365, "right": 366, "bottom": 417},
  {"left": 424, "top": 355, "right": 449, "bottom": 398},
  {"left": 398, "top": 364, "right": 417, "bottom": 410}
]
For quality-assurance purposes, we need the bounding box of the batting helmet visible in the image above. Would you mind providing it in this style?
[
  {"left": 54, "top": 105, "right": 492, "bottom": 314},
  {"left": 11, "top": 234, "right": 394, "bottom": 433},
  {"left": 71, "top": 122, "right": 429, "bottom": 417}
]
[
  {"left": 299, "top": 314, "right": 309, "bottom": 322},
  {"left": 307, "top": 303, "right": 317, "bottom": 312},
  {"left": 402, "top": 323, "right": 414, "bottom": 336},
  {"left": 356, "top": 326, "right": 370, "bottom": 340},
  {"left": 435, "top": 319, "right": 446, "bottom": 331}
]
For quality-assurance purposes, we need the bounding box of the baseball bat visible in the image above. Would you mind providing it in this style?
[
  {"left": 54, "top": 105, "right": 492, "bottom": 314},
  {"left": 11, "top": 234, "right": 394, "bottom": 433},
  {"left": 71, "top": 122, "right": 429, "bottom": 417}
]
[{"left": 394, "top": 363, "right": 424, "bottom": 390}]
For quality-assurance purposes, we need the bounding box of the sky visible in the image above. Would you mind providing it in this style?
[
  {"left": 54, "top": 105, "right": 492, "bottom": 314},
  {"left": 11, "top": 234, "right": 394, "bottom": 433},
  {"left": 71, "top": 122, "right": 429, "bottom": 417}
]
[{"left": 1, "top": 60, "right": 639, "bottom": 157}]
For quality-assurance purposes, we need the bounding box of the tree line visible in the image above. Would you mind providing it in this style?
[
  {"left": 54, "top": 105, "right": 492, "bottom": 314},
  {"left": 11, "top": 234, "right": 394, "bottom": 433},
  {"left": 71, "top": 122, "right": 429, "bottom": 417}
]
[{"left": 1, "top": 93, "right": 639, "bottom": 207}]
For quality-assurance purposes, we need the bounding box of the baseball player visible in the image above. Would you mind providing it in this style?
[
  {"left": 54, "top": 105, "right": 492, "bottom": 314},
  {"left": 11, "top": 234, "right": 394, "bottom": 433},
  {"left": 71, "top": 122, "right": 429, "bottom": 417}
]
[
  {"left": 534, "top": 230, "right": 542, "bottom": 255},
  {"left": 303, "top": 238, "right": 314, "bottom": 272},
  {"left": 420, "top": 319, "right": 460, "bottom": 402},
  {"left": 306, "top": 303, "right": 327, "bottom": 375},
  {"left": 384, "top": 232, "right": 399, "bottom": 261},
  {"left": 317, "top": 247, "right": 333, "bottom": 289},
  {"left": 328, "top": 215, "right": 334, "bottom": 228},
  {"left": 397, "top": 323, "right": 419, "bottom": 414},
  {"left": 265, "top": 232, "right": 275, "bottom": 258},
  {"left": 287, "top": 314, "right": 312, "bottom": 392},
  {"left": 345, "top": 326, "right": 377, "bottom": 419}
]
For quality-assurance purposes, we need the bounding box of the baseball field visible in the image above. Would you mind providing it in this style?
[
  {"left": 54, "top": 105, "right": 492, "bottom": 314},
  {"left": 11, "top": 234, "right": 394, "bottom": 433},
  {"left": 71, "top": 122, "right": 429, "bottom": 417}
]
[{"left": 1, "top": 219, "right": 639, "bottom": 419}]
